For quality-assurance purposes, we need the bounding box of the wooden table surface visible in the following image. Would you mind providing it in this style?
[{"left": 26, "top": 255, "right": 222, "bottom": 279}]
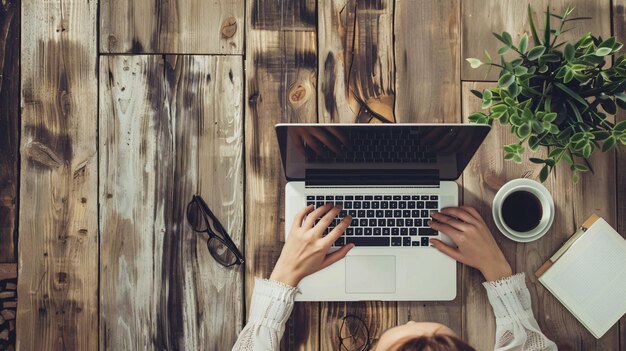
[{"left": 4, "top": 0, "right": 625, "bottom": 350}]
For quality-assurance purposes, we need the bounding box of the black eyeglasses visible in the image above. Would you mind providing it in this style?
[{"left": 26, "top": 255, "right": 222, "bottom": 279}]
[
  {"left": 338, "top": 315, "right": 371, "bottom": 351},
  {"left": 186, "top": 195, "right": 244, "bottom": 267}
]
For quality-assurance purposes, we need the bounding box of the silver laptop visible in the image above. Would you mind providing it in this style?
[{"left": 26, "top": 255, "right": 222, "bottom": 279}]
[{"left": 276, "top": 123, "right": 490, "bottom": 301}]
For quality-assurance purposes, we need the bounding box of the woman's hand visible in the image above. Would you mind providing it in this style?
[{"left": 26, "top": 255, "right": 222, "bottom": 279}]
[
  {"left": 428, "top": 206, "right": 512, "bottom": 282},
  {"left": 269, "top": 204, "right": 354, "bottom": 287}
]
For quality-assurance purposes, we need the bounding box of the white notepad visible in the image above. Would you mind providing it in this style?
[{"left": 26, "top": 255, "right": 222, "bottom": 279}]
[{"left": 535, "top": 215, "right": 626, "bottom": 338}]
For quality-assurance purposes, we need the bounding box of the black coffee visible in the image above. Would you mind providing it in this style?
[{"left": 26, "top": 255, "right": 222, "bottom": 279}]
[{"left": 501, "top": 191, "right": 543, "bottom": 232}]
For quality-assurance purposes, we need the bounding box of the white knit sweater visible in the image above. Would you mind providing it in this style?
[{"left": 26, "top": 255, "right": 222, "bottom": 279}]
[{"left": 232, "top": 273, "right": 557, "bottom": 351}]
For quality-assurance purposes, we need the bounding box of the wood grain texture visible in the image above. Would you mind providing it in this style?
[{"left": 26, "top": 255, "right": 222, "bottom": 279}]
[
  {"left": 18, "top": 0, "right": 98, "bottom": 349},
  {"left": 100, "top": 0, "right": 244, "bottom": 54},
  {"left": 195, "top": 55, "right": 245, "bottom": 349},
  {"left": 0, "top": 0, "right": 18, "bottom": 263},
  {"left": 461, "top": 0, "right": 611, "bottom": 81},
  {"left": 462, "top": 82, "right": 619, "bottom": 350},
  {"left": 394, "top": 0, "right": 460, "bottom": 123},
  {"left": 245, "top": 0, "right": 319, "bottom": 349},
  {"left": 318, "top": 0, "right": 395, "bottom": 123},
  {"left": 100, "top": 55, "right": 243, "bottom": 350},
  {"left": 613, "top": 0, "right": 626, "bottom": 346}
]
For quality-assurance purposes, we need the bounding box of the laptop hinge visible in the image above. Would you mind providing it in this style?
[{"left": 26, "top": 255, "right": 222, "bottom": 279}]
[{"left": 305, "top": 169, "right": 439, "bottom": 186}]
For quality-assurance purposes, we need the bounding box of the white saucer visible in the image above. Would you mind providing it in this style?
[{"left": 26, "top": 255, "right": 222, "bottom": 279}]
[{"left": 492, "top": 179, "right": 554, "bottom": 243}]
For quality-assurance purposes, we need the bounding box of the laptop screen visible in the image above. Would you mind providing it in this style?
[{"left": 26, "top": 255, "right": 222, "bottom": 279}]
[{"left": 275, "top": 124, "right": 490, "bottom": 183}]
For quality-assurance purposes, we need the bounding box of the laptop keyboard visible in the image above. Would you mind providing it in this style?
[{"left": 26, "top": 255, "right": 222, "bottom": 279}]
[{"left": 306, "top": 195, "right": 439, "bottom": 247}]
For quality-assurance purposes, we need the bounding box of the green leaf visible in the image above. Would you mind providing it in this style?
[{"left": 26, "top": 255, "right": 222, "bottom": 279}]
[
  {"left": 468, "top": 112, "right": 489, "bottom": 124},
  {"left": 470, "top": 89, "right": 483, "bottom": 99},
  {"left": 554, "top": 82, "right": 588, "bottom": 106},
  {"left": 538, "top": 64, "right": 549, "bottom": 73},
  {"left": 540, "top": 54, "right": 561, "bottom": 63},
  {"left": 528, "top": 5, "right": 541, "bottom": 46},
  {"left": 544, "top": 6, "right": 551, "bottom": 47},
  {"left": 508, "top": 82, "right": 520, "bottom": 97},
  {"left": 572, "top": 172, "right": 580, "bottom": 183},
  {"left": 531, "top": 120, "right": 545, "bottom": 133},
  {"left": 466, "top": 58, "right": 483, "bottom": 68},
  {"left": 504, "top": 153, "right": 516, "bottom": 161},
  {"left": 563, "top": 69, "right": 574, "bottom": 83},
  {"left": 539, "top": 165, "right": 549, "bottom": 182},
  {"left": 594, "top": 47, "right": 612, "bottom": 56},
  {"left": 498, "top": 73, "right": 515, "bottom": 88},
  {"left": 503, "top": 31, "right": 513, "bottom": 46},
  {"left": 513, "top": 66, "right": 528, "bottom": 76},
  {"left": 571, "top": 132, "right": 586, "bottom": 143},
  {"left": 614, "top": 120, "right": 626, "bottom": 132},
  {"left": 529, "top": 135, "right": 541, "bottom": 150},
  {"left": 573, "top": 163, "right": 589, "bottom": 172},
  {"left": 582, "top": 143, "right": 593, "bottom": 158},
  {"left": 600, "top": 98, "right": 617, "bottom": 114},
  {"left": 602, "top": 136, "right": 616, "bottom": 151},
  {"left": 510, "top": 58, "right": 524, "bottom": 67},
  {"left": 519, "top": 33, "right": 529, "bottom": 53},
  {"left": 599, "top": 36, "right": 616, "bottom": 49},
  {"left": 518, "top": 123, "right": 532, "bottom": 138},
  {"left": 527, "top": 45, "right": 546, "bottom": 60},
  {"left": 498, "top": 46, "right": 510, "bottom": 55},
  {"left": 577, "top": 33, "right": 594, "bottom": 48},
  {"left": 543, "top": 112, "right": 557, "bottom": 122},
  {"left": 548, "top": 147, "right": 564, "bottom": 158},
  {"left": 491, "top": 104, "right": 508, "bottom": 113},
  {"left": 529, "top": 157, "right": 545, "bottom": 164},
  {"left": 564, "top": 43, "right": 575, "bottom": 62},
  {"left": 510, "top": 115, "right": 524, "bottom": 126},
  {"left": 549, "top": 124, "right": 560, "bottom": 134}
]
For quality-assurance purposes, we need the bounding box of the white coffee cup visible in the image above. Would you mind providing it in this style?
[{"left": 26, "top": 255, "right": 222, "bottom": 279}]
[{"left": 492, "top": 178, "right": 554, "bottom": 242}]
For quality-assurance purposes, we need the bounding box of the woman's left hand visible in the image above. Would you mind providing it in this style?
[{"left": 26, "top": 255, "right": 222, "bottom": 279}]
[{"left": 270, "top": 204, "right": 354, "bottom": 287}]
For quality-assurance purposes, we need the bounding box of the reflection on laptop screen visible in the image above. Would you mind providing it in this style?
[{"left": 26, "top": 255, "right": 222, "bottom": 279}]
[{"left": 276, "top": 125, "right": 490, "bottom": 183}]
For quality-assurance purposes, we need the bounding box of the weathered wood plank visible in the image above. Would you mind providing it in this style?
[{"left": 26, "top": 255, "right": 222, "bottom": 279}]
[
  {"left": 461, "top": 82, "right": 619, "bottom": 350},
  {"left": 195, "top": 55, "right": 244, "bottom": 348},
  {"left": 100, "top": 55, "right": 243, "bottom": 350},
  {"left": 100, "top": 55, "right": 175, "bottom": 350},
  {"left": 17, "top": 0, "right": 98, "bottom": 349},
  {"left": 0, "top": 0, "right": 19, "bottom": 263},
  {"left": 461, "top": 0, "right": 611, "bottom": 81},
  {"left": 0, "top": 264, "right": 17, "bottom": 280},
  {"left": 100, "top": 0, "right": 244, "bottom": 54},
  {"left": 613, "top": 1, "right": 626, "bottom": 347},
  {"left": 395, "top": 0, "right": 460, "bottom": 123},
  {"left": 245, "top": 0, "right": 319, "bottom": 348},
  {"left": 318, "top": 0, "right": 395, "bottom": 123}
]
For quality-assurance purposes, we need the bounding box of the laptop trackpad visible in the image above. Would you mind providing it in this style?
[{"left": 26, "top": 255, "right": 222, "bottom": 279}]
[{"left": 345, "top": 256, "right": 396, "bottom": 294}]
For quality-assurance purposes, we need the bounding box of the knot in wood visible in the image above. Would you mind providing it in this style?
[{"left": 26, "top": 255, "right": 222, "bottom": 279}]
[
  {"left": 289, "top": 84, "right": 308, "bottom": 107},
  {"left": 221, "top": 17, "right": 238, "bottom": 39}
]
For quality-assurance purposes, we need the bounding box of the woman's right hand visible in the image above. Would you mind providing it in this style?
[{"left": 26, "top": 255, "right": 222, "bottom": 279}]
[{"left": 428, "top": 206, "right": 512, "bottom": 282}]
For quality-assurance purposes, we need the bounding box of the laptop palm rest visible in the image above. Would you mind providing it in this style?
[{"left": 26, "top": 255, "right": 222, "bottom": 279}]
[{"left": 345, "top": 256, "right": 396, "bottom": 294}]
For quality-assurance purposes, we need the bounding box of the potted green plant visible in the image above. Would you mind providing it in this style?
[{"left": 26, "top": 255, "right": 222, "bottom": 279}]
[{"left": 466, "top": 5, "right": 626, "bottom": 182}]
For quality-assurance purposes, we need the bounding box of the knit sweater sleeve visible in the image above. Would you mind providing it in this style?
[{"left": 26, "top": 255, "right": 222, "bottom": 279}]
[
  {"left": 232, "top": 277, "right": 298, "bottom": 351},
  {"left": 483, "top": 273, "right": 558, "bottom": 351}
]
